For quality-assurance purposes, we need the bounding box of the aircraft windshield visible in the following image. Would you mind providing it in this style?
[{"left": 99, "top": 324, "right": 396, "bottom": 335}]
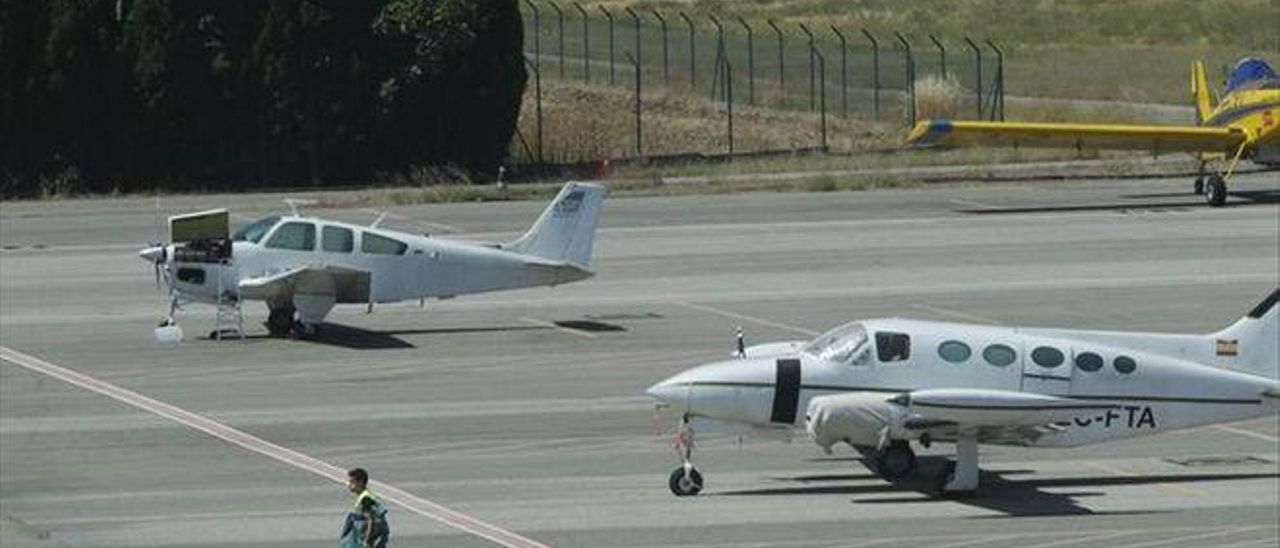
[
  {"left": 232, "top": 216, "right": 280, "bottom": 243},
  {"left": 1225, "top": 57, "right": 1278, "bottom": 94},
  {"left": 803, "top": 322, "right": 871, "bottom": 365}
]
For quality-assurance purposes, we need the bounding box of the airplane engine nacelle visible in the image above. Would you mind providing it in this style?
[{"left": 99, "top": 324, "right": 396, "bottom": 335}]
[{"left": 805, "top": 392, "right": 909, "bottom": 452}]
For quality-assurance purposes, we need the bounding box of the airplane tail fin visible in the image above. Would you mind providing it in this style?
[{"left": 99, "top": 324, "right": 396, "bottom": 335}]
[
  {"left": 1209, "top": 289, "right": 1279, "bottom": 379},
  {"left": 505, "top": 181, "right": 607, "bottom": 267},
  {"left": 1191, "top": 61, "right": 1214, "bottom": 125}
]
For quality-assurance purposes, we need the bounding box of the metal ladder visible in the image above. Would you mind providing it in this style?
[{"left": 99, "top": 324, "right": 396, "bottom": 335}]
[{"left": 214, "top": 260, "right": 244, "bottom": 340}]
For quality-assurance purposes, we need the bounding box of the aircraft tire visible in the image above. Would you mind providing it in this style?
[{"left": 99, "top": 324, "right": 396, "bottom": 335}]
[
  {"left": 267, "top": 306, "right": 295, "bottom": 336},
  {"left": 668, "top": 466, "right": 704, "bottom": 497},
  {"left": 1205, "top": 175, "right": 1227, "bottom": 207},
  {"left": 874, "top": 441, "right": 917, "bottom": 481}
]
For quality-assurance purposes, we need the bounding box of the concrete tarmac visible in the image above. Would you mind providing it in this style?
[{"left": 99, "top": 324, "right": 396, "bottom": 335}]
[{"left": 2, "top": 174, "right": 1278, "bottom": 547}]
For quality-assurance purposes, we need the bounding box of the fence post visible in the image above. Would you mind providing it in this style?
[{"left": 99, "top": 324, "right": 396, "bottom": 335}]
[
  {"left": 723, "top": 55, "right": 734, "bottom": 158},
  {"left": 737, "top": 17, "right": 755, "bottom": 106},
  {"left": 523, "top": 56, "right": 543, "bottom": 165},
  {"left": 652, "top": 10, "right": 669, "bottom": 86},
  {"left": 861, "top": 29, "right": 879, "bottom": 121},
  {"left": 525, "top": 0, "right": 540, "bottom": 73},
  {"left": 985, "top": 39, "right": 1005, "bottom": 121},
  {"left": 894, "top": 31, "right": 915, "bottom": 127},
  {"left": 964, "top": 37, "right": 982, "bottom": 120},
  {"left": 929, "top": 34, "right": 946, "bottom": 78},
  {"left": 831, "top": 26, "right": 847, "bottom": 118},
  {"left": 624, "top": 51, "right": 642, "bottom": 158},
  {"left": 768, "top": 20, "right": 784, "bottom": 101},
  {"left": 548, "top": 2, "right": 565, "bottom": 78},
  {"left": 626, "top": 7, "right": 641, "bottom": 87},
  {"left": 598, "top": 5, "right": 615, "bottom": 85},
  {"left": 814, "top": 48, "right": 827, "bottom": 151},
  {"left": 709, "top": 15, "right": 724, "bottom": 101},
  {"left": 798, "top": 23, "right": 815, "bottom": 112},
  {"left": 574, "top": 3, "right": 589, "bottom": 84},
  {"left": 679, "top": 11, "right": 695, "bottom": 89}
]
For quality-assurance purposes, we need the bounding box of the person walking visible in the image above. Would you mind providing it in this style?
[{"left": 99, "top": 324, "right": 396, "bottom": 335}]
[{"left": 341, "top": 468, "right": 390, "bottom": 548}]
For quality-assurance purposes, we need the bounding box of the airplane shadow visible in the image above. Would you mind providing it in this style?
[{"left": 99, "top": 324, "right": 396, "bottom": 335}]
[
  {"left": 216, "top": 318, "right": 627, "bottom": 350},
  {"left": 715, "top": 456, "right": 1278, "bottom": 517},
  {"left": 957, "top": 190, "right": 1280, "bottom": 215}
]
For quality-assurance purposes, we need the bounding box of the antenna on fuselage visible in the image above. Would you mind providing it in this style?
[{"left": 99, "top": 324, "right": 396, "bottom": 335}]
[
  {"left": 370, "top": 211, "right": 388, "bottom": 228},
  {"left": 283, "top": 198, "right": 316, "bottom": 217}
]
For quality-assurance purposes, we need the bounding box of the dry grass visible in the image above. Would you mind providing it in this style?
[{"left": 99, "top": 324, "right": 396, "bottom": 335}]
[{"left": 914, "top": 75, "right": 964, "bottom": 120}]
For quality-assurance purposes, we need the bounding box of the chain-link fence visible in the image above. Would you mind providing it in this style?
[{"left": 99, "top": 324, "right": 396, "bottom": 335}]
[{"left": 514, "top": 2, "right": 1005, "bottom": 165}]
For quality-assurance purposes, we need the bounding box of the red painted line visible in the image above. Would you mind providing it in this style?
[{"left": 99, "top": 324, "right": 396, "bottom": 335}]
[{"left": 0, "top": 346, "right": 550, "bottom": 548}]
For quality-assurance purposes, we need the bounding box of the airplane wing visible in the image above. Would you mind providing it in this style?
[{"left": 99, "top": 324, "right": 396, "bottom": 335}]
[
  {"left": 808, "top": 388, "right": 1118, "bottom": 449},
  {"left": 238, "top": 265, "right": 371, "bottom": 304},
  {"left": 900, "top": 388, "right": 1119, "bottom": 445},
  {"left": 906, "top": 120, "right": 1248, "bottom": 154}
]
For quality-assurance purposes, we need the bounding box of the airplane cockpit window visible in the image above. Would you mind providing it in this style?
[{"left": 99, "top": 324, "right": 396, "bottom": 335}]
[
  {"left": 232, "top": 216, "right": 280, "bottom": 243},
  {"left": 322, "top": 226, "right": 354, "bottom": 253},
  {"left": 361, "top": 232, "right": 408, "bottom": 255},
  {"left": 265, "top": 221, "right": 315, "bottom": 251},
  {"left": 875, "top": 332, "right": 911, "bottom": 363},
  {"left": 804, "top": 322, "right": 871, "bottom": 366},
  {"left": 1225, "top": 57, "right": 1277, "bottom": 94}
]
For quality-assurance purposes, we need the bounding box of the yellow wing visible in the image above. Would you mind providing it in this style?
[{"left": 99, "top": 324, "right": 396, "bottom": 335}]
[{"left": 906, "top": 120, "right": 1247, "bottom": 154}]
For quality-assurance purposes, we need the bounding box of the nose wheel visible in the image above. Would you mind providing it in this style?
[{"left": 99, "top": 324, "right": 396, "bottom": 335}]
[
  {"left": 873, "top": 440, "right": 917, "bottom": 481},
  {"left": 668, "top": 463, "right": 704, "bottom": 496}
]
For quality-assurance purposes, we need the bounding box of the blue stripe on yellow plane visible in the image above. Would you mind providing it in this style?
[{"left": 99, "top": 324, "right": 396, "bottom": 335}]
[{"left": 906, "top": 57, "right": 1280, "bottom": 207}]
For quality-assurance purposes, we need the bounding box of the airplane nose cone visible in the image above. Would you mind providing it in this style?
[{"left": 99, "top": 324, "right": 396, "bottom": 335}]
[
  {"left": 139, "top": 245, "right": 164, "bottom": 263},
  {"left": 646, "top": 378, "right": 687, "bottom": 406}
]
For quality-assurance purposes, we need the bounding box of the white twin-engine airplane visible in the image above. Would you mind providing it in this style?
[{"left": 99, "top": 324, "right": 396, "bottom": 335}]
[
  {"left": 138, "top": 182, "right": 606, "bottom": 338},
  {"left": 648, "top": 290, "right": 1279, "bottom": 497}
]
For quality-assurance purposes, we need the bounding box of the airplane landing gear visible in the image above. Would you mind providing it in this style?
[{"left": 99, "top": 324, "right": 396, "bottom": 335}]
[
  {"left": 1193, "top": 176, "right": 1205, "bottom": 195},
  {"left": 668, "top": 463, "right": 704, "bottom": 497},
  {"left": 667, "top": 414, "right": 703, "bottom": 496},
  {"left": 934, "top": 436, "right": 979, "bottom": 498},
  {"left": 1203, "top": 174, "right": 1227, "bottom": 207},
  {"left": 873, "top": 440, "right": 917, "bottom": 481},
  {"left": 266, "top": 303, "right": 296, "bottom": 337}
]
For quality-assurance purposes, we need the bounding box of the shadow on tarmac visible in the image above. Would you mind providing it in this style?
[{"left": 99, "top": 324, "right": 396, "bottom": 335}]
[
  {"left": 218, "top": 318, "right": 628, "bottom": 350},
  {"left": 955, "top": 189, "right": 1280, "bottom": 215},
  {"left": 716, "top": 456, "right": 1279, "bottom": 517}
]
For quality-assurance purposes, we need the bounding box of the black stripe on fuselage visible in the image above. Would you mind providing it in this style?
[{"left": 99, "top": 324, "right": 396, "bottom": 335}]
[
  {"left": 1246, "top": 288, "right": 1279, "bottom": 319},
  {"left": 770, "top": 358, "right": 801, "bottom": 424},
  {"left": 671, "top": 381, "right": 1262, "bottom": 405}
]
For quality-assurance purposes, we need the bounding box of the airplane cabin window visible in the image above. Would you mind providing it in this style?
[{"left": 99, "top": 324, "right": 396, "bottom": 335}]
[
  {"left": 1113, "top": 356, "right": 1137, "bottom": 374},
  {"left": 265, "top": 221, "right": 315, "bottom": 251},
  {"left": 1031, "top": 346, "right": 1065, "bottom": 368},
  {"left": 1075, "top": 352, "right": 1104, "bottom": 372},
  {"left": 176, "top": 267, "right": 205, "bottom": 285},
  {"left": 804, "top": 322, "right": 871, "bottom": 365},
  {"left": 875, "top": 332, "right": 911, "bottom": 363},
  {"left": 322, "top": 226, "right": 354, "bottom": 253},
  {"left": 362, "top": 232, "right": 408, "bottom": 255},
  {"left": 232, "top": 216, "right": 280, "bottom": 243},
  {"left": 937, "top": 340, "right": 972, "bottom": 363},
  {"left": 982, "top": 344, "right": 1017, "bottom": 367}
]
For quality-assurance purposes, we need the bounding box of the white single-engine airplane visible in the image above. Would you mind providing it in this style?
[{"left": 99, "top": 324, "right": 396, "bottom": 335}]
[
  {"left": 139, "top": 182, "right": 606, "bottom": 339},
  {"left": 648, "top": 290, "right": 1279, "bottom": 497}
]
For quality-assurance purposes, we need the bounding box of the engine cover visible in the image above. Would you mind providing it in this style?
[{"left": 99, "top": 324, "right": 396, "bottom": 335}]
[{"left": 805, "top": 392, "right": 909, "bottom": 452}]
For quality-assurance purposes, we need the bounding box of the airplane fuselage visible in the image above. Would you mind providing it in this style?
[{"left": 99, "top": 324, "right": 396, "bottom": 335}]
[{"left": 651, "top": 318, "right": 1279, "bottom": 449}]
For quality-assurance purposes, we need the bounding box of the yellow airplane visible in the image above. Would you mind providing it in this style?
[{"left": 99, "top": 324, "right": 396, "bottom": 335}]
[{"left": 906, "top": 57, "right": 1280, "bottom": 206}]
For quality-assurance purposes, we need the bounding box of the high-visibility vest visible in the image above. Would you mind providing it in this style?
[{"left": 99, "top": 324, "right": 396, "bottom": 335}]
[{"left": 346, "top": 489, "right": 389, "bottom": 543}]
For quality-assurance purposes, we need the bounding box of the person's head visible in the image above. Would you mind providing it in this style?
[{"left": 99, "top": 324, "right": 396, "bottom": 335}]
[{"left": 347, "top": 468, "right": 369, "bottom": 494}]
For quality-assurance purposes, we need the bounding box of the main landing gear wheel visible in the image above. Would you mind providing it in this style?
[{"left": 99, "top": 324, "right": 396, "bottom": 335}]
[
  {"left": 874, "top": 440, "right": 917, "bottom": 481},
  {"left": 1204, "top": 175, "right": 1227, "bottom": 207},
  {"left": 668, "top": 465, "right": 704, "bottom": 497},
  {"left": 266, "top": 305, "right": 296, "bottom": 337}
]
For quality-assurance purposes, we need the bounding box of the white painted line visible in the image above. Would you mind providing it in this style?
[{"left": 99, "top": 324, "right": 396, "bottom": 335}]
[
  {"left": 0, "top": 345, "right": 550, "bottom": 548},
  {"left": 1213, "top": 424, "right": 1279, "bottom": 443},
  {"left": 671, "top": 300, "right": 820, "bottom": 336},
  {"left": 518, "top": 317, "right": 598, "bottom": 339},
  {"left": 1108, "top": 527, "right": 1263, "bottom": 548},
  {"left": 949, "top": 198, "right": 1000, "bottom": 210}
]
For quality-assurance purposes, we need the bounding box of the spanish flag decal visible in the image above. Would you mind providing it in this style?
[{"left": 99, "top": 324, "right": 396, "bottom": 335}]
[{"left": 1216, "top": 339, "right": 1239, "bottom": 356}]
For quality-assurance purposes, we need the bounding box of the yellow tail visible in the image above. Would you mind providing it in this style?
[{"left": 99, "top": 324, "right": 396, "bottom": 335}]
[{"left": 1191, "top": 61, "right": 1214, "bottom": 125}]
